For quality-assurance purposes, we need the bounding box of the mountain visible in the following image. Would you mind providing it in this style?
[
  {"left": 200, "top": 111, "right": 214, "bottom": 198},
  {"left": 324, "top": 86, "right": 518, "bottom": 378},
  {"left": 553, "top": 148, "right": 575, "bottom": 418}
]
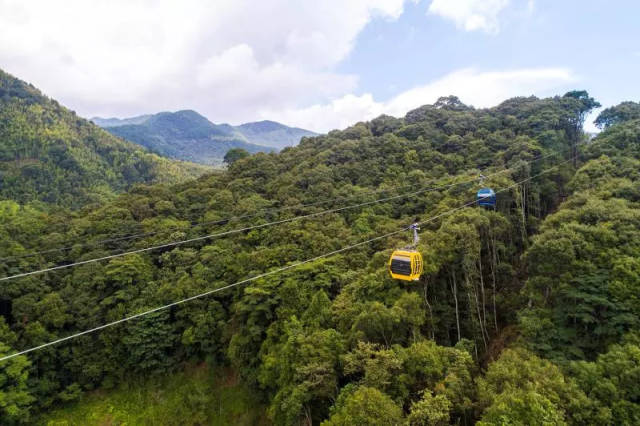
[
  {"left": 91, "top": 115, "right": 152, "bottom": 127},
  {"left": 0, "top": 69, "right": 208, "bottom": 208},
  {"left": 94, "top": 110, "right": 275, "bottom": 166},
  {"left": 7, "top": 91, "right": 637, "bottom": 425},
  {"left": 93, "top": 112, "right": 317, "bottom": 164},
  {"left": 237, "top": 120, "right": 317, "bottom": 149}
]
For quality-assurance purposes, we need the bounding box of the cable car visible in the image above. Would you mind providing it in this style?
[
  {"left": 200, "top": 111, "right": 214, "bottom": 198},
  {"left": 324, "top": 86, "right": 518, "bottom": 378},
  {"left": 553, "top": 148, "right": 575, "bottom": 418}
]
[
  {"left": 477, "top": 187, "right": 496, "bottom": 209},
  {"left": 388, "top": 249, "right": 423, "bottom": 281},
  {"left": 388, "top": 219, "right": 423, "bottom": 281}
]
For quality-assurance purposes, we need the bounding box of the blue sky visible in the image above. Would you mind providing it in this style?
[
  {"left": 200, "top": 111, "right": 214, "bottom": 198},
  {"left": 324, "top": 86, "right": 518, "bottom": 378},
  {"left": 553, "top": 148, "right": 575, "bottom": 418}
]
[
  {"left": 0, "top": 0, "right": 637, "bottom": 132},
  {"left": 341, "top": 0, "right": 638, "bottom": 131}
]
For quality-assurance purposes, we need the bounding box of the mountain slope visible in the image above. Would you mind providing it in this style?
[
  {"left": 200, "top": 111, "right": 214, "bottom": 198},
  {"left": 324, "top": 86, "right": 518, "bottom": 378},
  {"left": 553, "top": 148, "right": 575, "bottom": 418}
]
[
  {"left": 236, "top": 120, "right": 317, "bottom": 149},
  {"left": 98, "top": 110, "right": 275, "bottom": 165},
  {"left": 5, "top": 93, "right": 633, "bottom": 425},
  {"left": 0, "top": 69, "right": 208, "bottom": 208}
]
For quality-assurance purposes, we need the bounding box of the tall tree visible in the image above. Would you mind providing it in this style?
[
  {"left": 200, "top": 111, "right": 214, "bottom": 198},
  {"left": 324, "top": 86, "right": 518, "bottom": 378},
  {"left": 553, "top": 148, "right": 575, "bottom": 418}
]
[{"left": 563, "top": 90, "right": 600, "bottom": 166}]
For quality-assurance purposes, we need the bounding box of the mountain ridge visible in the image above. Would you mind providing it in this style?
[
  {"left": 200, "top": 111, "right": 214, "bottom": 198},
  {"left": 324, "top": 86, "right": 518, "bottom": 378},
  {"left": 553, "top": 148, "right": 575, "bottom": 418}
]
[
  {"left": 94, "top": 110, "right": 274, "bottom": 165},
  {"left": 91, "top": 115, "right": 152, "bottom": 127},
  {"left": 236, "top": 119, "right": 317, "bottom": 149},
  {"left": 92, "top": 111, "right": 317, "bottom": 163}
]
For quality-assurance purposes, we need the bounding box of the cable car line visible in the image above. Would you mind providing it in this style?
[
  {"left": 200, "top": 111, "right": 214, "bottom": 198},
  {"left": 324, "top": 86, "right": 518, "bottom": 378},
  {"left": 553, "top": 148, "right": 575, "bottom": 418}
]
[
  {"left": 0, "top": 178, "right": 490, "bottom": 281},
  {"left": 0, "top": 149, "right": 567, "bottom": 263},
  {"left": 0, "top": 153, "right": 567, "bottom": 282},
  {"left": 0, "top": 168, "right": 501, "bottom": 262},
  {"left": 1, "top": 177, "right": 455, "bottom": 262},
  {"left": 0, "top": 156, "right": 575, "bottom": 363}
]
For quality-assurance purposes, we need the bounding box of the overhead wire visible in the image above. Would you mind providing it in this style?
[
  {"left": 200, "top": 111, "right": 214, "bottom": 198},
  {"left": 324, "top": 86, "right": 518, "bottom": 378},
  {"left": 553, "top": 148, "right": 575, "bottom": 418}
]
[
  {"left": 0, "top": 148, "right": 566, "bottom": 263},
  {"left": 0, "top": 155, "right": 575, "bottom": 362},
  {"left": 0, "top": 180, "right": 481, "bottom": 281},
  {"left": 0, "top": 150, "right": 567, "bottom": 282},
  {"left": 2, "top": 177, "right": 451, "bottom": 261}
]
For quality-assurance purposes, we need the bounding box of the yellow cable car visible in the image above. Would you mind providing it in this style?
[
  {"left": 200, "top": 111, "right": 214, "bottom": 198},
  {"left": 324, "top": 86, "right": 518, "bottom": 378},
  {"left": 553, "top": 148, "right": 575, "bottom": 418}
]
[
  {"left": 389, "top": 219, "right": 423, "bottom": 281},
  {"left": 388, "top": 249, "right": 423, "bottom": 281}
]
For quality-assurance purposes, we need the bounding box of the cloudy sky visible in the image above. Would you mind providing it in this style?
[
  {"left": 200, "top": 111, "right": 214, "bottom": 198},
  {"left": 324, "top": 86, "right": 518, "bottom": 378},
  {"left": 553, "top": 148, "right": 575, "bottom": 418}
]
[{"left": 1, "top": 0, "right": 637, "bottom": 132}]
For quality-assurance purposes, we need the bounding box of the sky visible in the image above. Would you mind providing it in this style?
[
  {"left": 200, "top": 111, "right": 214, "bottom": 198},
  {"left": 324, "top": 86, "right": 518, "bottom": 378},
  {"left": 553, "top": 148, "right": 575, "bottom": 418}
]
[{"left": 0, "top": 0, "right": 638, "bottom": 133}]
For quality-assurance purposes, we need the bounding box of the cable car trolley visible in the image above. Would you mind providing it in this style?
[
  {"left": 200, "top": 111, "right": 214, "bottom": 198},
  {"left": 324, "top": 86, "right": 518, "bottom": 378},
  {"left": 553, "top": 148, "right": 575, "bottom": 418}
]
[
  {"left": 476, "top": 187, "right": 496, "bottom": 209},
  {"left": 476, "top": 174, "right": 496, "bottom": 209},
  {"left": 388, "top": 219, "right": 423, "bottom": 281}
]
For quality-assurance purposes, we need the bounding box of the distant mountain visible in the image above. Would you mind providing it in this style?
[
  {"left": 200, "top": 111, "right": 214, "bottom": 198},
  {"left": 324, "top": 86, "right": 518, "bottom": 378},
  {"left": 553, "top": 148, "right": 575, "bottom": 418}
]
[
  {"left": 93, "top": 112, "right": 317, "bottom": 164},
  {"left": 94, "top": 110, "right": 275, "bottom": 166},
  {"left": 0, "top": 69, "right": 207, "bottom": 208},
  {"left": 237, "top": 120, "right": 317, "bottom": 149},
  {"left": 91, "top": 115, "right": 152, "bottom": 127}
]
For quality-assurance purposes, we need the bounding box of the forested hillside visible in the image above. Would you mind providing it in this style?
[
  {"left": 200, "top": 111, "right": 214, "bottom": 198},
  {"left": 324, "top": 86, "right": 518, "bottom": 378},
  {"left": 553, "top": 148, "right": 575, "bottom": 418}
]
[
  {"left": 1, "top": 92, "right": 640, "bottom": 425},
  {"left": 97, "top": 110, "right": 276, "bottom": 166},
  {"left": 0, "top": 70, "right": 208, "bottom": 208}
]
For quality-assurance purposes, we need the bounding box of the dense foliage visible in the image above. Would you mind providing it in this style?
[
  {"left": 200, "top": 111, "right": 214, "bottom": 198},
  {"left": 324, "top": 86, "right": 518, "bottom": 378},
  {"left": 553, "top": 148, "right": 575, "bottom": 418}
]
[
  {"left": 0, "top": 70, "right": 208, "bottom": 208},
  {"left": 1, "top": 88, "right": 639, "bottom": 424},
  {"left": 594, "top": 101, "right": 640, "bottom": 129}
]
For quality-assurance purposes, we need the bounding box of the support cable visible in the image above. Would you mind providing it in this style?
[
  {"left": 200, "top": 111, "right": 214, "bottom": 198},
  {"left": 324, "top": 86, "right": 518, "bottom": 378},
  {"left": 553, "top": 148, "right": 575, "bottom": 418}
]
[{"left": 0, "top": 156, "right": 574, "bottom": 362}]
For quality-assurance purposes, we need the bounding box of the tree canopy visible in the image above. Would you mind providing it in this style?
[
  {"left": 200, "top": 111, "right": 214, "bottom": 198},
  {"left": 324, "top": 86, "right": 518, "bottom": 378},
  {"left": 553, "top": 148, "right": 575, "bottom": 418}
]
[
  {"left": 2, "top": 87, "right": 639, "bottom": 424},
  {"left": 0, "top": 69, "right": 208, "bottom": 208},
  {"left": 594, "top": 101, "right": 640, "bottom": 129}
]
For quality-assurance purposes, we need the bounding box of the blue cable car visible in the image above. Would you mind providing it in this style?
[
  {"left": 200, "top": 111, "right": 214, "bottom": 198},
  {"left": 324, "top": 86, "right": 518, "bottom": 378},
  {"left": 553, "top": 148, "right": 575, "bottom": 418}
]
[{"left": 477, "top": 187, "right": 496, "bottom": 208}]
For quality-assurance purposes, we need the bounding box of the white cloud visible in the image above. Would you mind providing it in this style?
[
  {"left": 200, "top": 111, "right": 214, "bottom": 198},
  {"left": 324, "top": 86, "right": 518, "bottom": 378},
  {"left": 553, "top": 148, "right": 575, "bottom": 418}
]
[
  {"left": 0, "top": 0, "right": 406, "bottom": 122},
  {"left": 266, "top": 67, "right": 576, "bottom": 132},
  {"left": 0, "top": 1, "right": 574, "bottom": 135},
  {"left": 261, "top": 93, "right": 386, "bottom": 133},
  {"left": 384, "top": 67, "right": 574, "bottom": 115},
  {"left": 527, "top": 0, "right": 535, "bottom": 14},
  {"left": 428, "top": 0, "right": 510, "bottom": 33}
]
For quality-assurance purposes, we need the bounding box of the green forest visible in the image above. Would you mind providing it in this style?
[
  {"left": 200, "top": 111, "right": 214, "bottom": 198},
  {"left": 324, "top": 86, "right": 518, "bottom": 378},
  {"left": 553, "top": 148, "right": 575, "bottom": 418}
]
[
  {"left": 1, "top": 70, "right": 640, "bottom": 425},
  {"left": 0, "top": 70, "right": 208, "bottom": 208}
]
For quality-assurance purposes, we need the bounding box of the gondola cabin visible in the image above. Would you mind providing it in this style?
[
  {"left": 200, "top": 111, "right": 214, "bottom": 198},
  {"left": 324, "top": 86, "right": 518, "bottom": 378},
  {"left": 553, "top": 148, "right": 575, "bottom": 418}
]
[
  {"left": 388, "top": 249, "right": 423, "bottom": 281},
  {"left": 477, "top": 188, "right": 496, "bottom": 208}
]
